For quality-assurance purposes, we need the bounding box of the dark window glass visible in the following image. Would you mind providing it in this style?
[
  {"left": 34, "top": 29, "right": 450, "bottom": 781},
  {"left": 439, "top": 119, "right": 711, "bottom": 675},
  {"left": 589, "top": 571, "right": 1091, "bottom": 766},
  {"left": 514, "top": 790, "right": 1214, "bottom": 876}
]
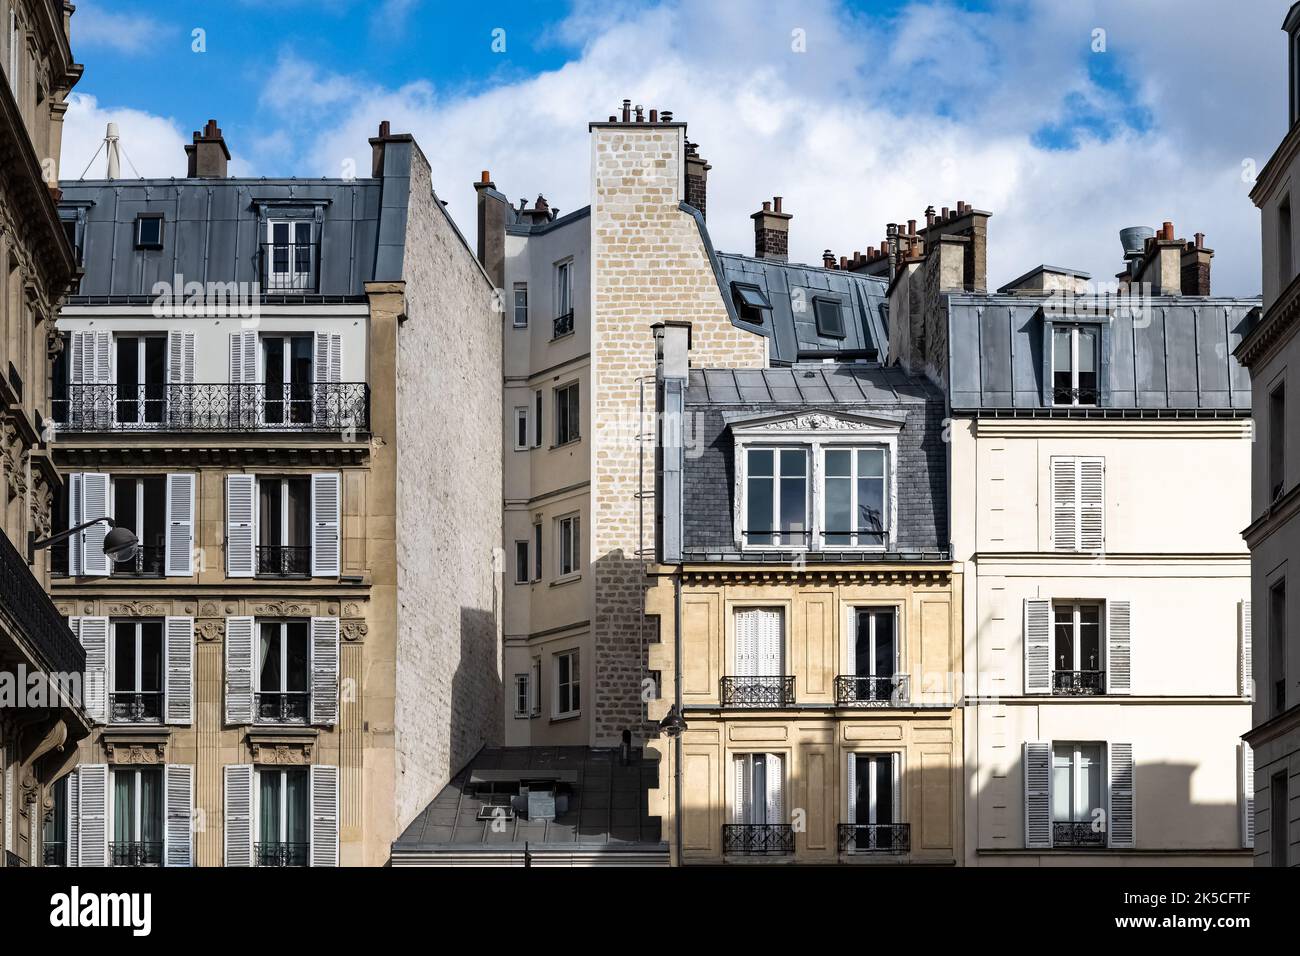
[{"left": 814, "top": 298, "right": 846, "bottom": 338}]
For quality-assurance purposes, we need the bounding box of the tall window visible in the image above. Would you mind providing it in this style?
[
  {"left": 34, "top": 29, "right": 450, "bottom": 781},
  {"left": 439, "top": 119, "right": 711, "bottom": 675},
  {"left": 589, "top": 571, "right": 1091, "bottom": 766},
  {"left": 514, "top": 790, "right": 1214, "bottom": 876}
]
[
  {"left": 1280, "top": 195, "right": 1294, "bottom": 287},
  {"left": 1271, "top": 579, "right": 1288, "bottom": 716},
  {"left": 745, "top": 448, "right": 808, "bottom": 547},
  {"left": 1272, "top": 772, "right": 1289, "bottom": 867},
  {"left": 115, "top": 334, "right": 167, "bottom": 424},
  {"left": 556, "top": 513, "right": 580, "bottom": 578},
  {"left": 555, "top": 382, "right": 579, "bottom": 445},
  {"left": 513, "top": 674, "right": 530, "bottom": 718},
  {"left": 824, "top": 447, "right": 886, "bottom": 547},
  {"left": 1051, "top": 743, "right": 1104, "bottom": 847},
  {"left": 258, "top": 477, "right": 311, "bottom": 576},
  {"left": 1052, "top": 325, "right": 1099, "bottom": 406},
  {"left": 513, "top": 406, "right": 529, "bottom": 451},
  {"left": 1053, "top": 603, "right": 1103, "bottom": 694},
  {"left": 847, "top": 753, "right": 899, "bottom": 850},
  {"left": 533, "top": 521, "right": 543, "bottom": 581},
  {"left": 842, "top": 608, "right": 899, "bottom": 704},
  {"left": 555, "top": 260, "right": 573, "bottom": 318},
  {"left": 1270, "top": 381, "right": 1286, "bottom": 501},
  {"left": 266, "top": 220, "right": 314, "bottom": 291},
  {"left": 513, "top": 283, "right": 529, "bottom": 328},
  {"left": 257, "top": 621, "right": 310, "bottom": 723},
  {"left": 261, "top": 334, "right": 314, "bottom": 424},
  {"left": 554, "top": 649, "right": 580, "bottom": 718},
  {"left": 514, "top": 540, "right": 530, "bottom": 585},
  {"left": 111, "top": 621, "right": 163, "bottom": 723},
  {"left": 733, "top": 753, "right": 784, "bottom": 826},
  {"left": 257, "top": 769, "right": 309, "bottom": 866},
  {"left": 531, "top": 658, "right": 542, "bottom": 716},
  {"left": 112, "top": 476, "right": 166, "bottom": 576},
  {"left": 111, "top": 768, "right": 163, "bottom": 866}
]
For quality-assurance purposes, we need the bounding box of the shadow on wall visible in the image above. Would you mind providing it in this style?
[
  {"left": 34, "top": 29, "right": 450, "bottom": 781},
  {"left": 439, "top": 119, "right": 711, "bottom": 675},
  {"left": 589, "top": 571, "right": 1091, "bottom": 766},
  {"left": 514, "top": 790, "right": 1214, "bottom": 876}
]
[
  {"left": 449, "top": 606, "right": 503, "bottom": 775},
  {"left": 591, "top": 548, "right": 658, "bottom": 744}
]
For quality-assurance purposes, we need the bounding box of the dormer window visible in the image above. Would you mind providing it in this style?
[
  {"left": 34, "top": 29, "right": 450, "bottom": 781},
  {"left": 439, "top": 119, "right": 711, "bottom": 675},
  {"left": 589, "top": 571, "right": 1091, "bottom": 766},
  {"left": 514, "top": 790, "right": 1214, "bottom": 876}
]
[
  {"left": 813, "top": 297, "right": 846, "bottom": 338},
  {"left": 732, "top": 283, "right": 771, "bottom": 325},
  {"left": 134, "top": 214, "right": 163, "bottom": 250},
  {"left": 1051, "top": 325, "right": 1098, "bottom": 406}
]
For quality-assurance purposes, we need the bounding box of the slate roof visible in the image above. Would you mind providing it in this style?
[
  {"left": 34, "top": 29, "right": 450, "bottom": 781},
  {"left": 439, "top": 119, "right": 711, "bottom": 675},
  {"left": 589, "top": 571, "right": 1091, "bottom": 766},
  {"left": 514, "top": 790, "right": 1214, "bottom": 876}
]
[
  {"left": 391, "top": 747, "right": 665, "bottom": 855},
  {"left": 715, "top": 252, "right": 890, "bottom": 364},
  {"left": 681, "top": 365, "right": 949, "bottom": 559},
  {"left": 947, "top": 294, "right": 1259, "bottom": 411}
]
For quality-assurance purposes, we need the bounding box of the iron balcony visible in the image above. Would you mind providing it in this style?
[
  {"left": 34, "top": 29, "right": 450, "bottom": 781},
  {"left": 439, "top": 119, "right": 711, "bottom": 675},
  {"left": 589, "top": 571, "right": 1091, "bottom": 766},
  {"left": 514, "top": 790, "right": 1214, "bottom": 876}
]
[
  {"left": 110, "top": 691, "right": 163, "bottom": 724},
  {"left": 1052, "top": 821, "right": 1106, "bottom": 848},
  {"left": 255, "top": 841, "right": 309, "bottom": 867},
  {"left": 722, "top": 824, "right": 795, "bottom": 855},
  {"left": 52, "top": 382, "right": 369, "bottom": 433},
  {"left": 256, "top": 691, "right": 310, "bottom": 724},
  {"left": 0, "top": 530, "right": 86, "bottom": 677},
  {"left": 835, "top": 674, "right": 910, "bottom": 706},
  {"left": 256, "top": 545, "right": 311, "bottom": 577},
  {"left": 720, "top": 676, "right": 795, "bottom": 708},
  {"left": 110, "top": 841, "right": 163, "bottom": 867},
  {"left": 1052, "top": 669, "right": 1106, "bottom": 696},
  {"left": 838, "top": 823, "right": 910, "bottom": 854}
]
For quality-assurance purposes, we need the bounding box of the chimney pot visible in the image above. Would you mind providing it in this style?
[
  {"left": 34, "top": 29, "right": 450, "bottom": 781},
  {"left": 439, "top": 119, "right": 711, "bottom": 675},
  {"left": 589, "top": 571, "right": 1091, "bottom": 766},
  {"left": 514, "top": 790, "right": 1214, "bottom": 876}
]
[
  {"left": 908, "top": 219, "right": 917, "bottom": 235},
  {"left": 1195, "top": 231, "right": 1205, "bottom": 249},
  {"left": 621, "top": 99, "right": 631, "bottom": 122},
  {"left": 762, "top": 201, "right": 771, "bottom": 212},
  {"left": 1162, "top": 220, "right": 1174, "bottom": 241},
  {"left": 840, "top": 256, "right": 848, "bottom": 269},
  {"left": 185, "top": 117, "right": 231, "bottom": 178},
  {"left": 649, "top": 109, "right": 658, "bottom": 123},
  {"left": 773, "top": 196, "right": 783, "bottom": 213},
  {"left": 634, "top": 105, "right": 644, "bottom": 122},
  {"left": 941, "top": 207, "right": 950, "bottom": 220},
  {"left": 823, "top": 249, "right": 835, "bottom": 268},
  {"left": 480, "top": 170, "right": 491, "bottom": 184}
]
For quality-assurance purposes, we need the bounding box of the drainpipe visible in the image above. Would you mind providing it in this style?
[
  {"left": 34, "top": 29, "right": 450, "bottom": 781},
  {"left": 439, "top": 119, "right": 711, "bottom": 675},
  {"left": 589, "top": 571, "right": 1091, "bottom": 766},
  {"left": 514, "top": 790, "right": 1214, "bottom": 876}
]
[{"left": 673, "top": 571, "right": 684, "bottom": 866}]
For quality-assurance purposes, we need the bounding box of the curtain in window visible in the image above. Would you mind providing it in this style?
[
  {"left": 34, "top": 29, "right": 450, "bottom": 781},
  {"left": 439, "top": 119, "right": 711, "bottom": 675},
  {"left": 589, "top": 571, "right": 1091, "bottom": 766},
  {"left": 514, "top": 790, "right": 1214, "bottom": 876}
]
[
  {"left": 260, "top": 773, "right": 280, "bottom": 845},
  {"left": 260, "top": 624, "right": 280, "bottom": 693},
  {"left": 140, "top": 771, "right": 162, "bottom": 846},
  {"left": 286, "top": 773, "right": 308, "bottom": 845},
  {"left": 113, "top": 773, "right": 132, "bottom": 842}
]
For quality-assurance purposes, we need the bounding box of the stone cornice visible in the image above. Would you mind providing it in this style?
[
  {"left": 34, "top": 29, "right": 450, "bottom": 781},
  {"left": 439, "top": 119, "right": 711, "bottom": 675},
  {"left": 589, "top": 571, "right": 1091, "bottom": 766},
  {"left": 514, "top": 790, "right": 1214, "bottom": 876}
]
[
  {"left": 678, "top": 565, "right": 953, "bottom": 586},
  {"left": 1234, "top": 273, "right": 1300, "bottom": 369}
]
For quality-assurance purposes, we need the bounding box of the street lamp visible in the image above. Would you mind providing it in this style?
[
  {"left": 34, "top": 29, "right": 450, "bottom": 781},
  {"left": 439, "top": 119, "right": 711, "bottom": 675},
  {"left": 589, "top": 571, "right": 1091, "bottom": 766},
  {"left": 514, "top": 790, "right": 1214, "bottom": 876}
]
[
  {"left": 28, "top": 517, "right": 139, "bottom": 565},
  {"left": 657, "top": 705, "right": 687, "bottom": 739}
]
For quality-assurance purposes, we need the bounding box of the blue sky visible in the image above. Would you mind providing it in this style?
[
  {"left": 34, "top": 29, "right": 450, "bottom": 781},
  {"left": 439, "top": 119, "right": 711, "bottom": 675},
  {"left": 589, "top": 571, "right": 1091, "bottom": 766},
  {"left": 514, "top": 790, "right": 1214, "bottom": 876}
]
[{"left": 64, "top": 0, "right": 1292, "bottom": 294}]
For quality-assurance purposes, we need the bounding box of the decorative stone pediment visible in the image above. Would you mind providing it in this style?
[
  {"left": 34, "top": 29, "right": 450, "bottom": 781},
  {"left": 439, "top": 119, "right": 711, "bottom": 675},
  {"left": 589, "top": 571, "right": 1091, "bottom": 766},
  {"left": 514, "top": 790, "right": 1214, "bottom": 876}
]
[
  {"left": 102, "top": 601, "right": 172, "bottom": 618},
  {"left": 249, "top": 600, "right": 318, "bottom": 618},
  {"left": 103, "top": 730, "right": 170, "bottom": 765},
  {"left": 727, "top": 409, "right": 907, "bottom": 435},
  {"left": 248, "top": 731, "right": 317, "bottom": 766}
]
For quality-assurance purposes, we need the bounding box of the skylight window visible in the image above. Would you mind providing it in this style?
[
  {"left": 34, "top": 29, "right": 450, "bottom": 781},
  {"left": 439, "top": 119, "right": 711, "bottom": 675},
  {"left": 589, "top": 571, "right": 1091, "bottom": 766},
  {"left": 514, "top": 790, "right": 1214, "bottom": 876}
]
[
  {"left": 814, "top": 297, "right": 846, "bottom": 338},
  {"left": 732, "top": 283, "right": 771, "bottom": 325}
]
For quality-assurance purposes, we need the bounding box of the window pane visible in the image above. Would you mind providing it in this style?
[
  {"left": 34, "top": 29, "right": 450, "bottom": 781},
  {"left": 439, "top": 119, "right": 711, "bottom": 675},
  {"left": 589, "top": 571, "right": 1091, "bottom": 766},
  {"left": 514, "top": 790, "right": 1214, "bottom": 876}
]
[
  {"left": 747, "top": 475, "right": 773, "bottom": 544},
  {"left": 1051, "top": 748, "right": 1072, "bottom": 822},
  {"left": 780, "top": 449, "right": 806, "bottom": 477},
  {"left": 260, "top": 624, "right": 282, "bottom": 692},
  {"left": 1077, "top": 328, "right": 1097, "bottom": 373},
  {"left": 1053, "top": 328, "right": 1072, "bottom": 372},
  {"left": 779, "top": 476, "right": 806, "bottom": 539},
  {"left": 748, "top": 449, "right": 773, "bottom": 477},
  {"left": 140, "top": 622, "right": 163, "bottom": 693},
  {"left": 857, "top": 477, "right": 884, "bottom": 537},
  {"left": 1079, "top": 605, "right": 1101, "bottom": 671},
  {"left": 286, "top": 772, "right": 309, "bottom": 844},
  {"left": 1079, "top": 745, "right": 1103, "bottom": 819},
  {"left": 259, "top": 772, "right": 280, "bottom": 844},
  {"left": 825, "top": 449, "right": 851, "bottom": 478},
  {"left": 874, "top": 610, "right": 895, "bottom": 678},
  {"left": 113, "top": 623, "right": 135, "bottom": 692},
  {"left": 1054, "top": 606, "right": 1074, "bottom": 670},
  {"left": 874, "top": 757, "right": 893, "bottom": 825},
  {"left": 286, "top": 625, "right": 309, "bottom": 692},
  {"left": 825, "top": 476, "right": 850, "bottom": 545},
  {"left": 858, "top": 449, "right": 884, "bottom": 478}
]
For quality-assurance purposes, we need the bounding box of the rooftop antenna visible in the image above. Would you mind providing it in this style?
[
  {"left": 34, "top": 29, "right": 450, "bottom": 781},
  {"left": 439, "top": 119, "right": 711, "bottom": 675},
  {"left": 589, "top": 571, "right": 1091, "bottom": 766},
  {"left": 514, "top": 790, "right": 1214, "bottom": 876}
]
[{"left": 105, "top": 122, "right": 121, "bottom": 179}]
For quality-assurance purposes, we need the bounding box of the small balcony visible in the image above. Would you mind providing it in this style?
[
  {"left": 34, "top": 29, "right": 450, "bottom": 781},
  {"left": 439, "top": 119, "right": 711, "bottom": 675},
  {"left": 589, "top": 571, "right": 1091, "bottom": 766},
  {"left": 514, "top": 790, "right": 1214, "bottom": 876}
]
[
  {"left": 835, "top": 674, "right": 910, "bottom": 707},
  {"left": 838, "top": 823, "right": 910, "bottom": 854},
  {"left": 257, "top": 545, "right": 311, "bottom": 577},
  {"left": 255, "top": 691, "right": 310, "bottom": 724},
  {"left": 1052, "top": 386, "right": 1098, "bottom": 407},
  {"left": 110, "top": 691, "right": 163, "bottom": 724},
  {"left": 1052, "top": 821, "right": 1106, "bottom": 848},
  {"left": 255, "top": 841, "right": 309, "bottom": 867},
  {"left": 552, "top": 311, "right": 574, "bottom": 338},
  {"left": 1052, "top": 670, "right": 1105, "bottom": 696},
  {"left": 720, "top": 676, "right": 795, "bottom": 708},
  {"left": 0, "top": 530, "right": 86, "bottom": 676},
  {"left": 52, "top": 382, "right": 369, "bottom": 434},
  {"left": 259, "top": 241, "right": 320, "bottom": 293},
  {"left": 722, "top": 824, "right": 794, "bottom": 856},
  {"left": 42, "top": 842, "right": 65, "bottom": 867},
  {"left": 110, "top": 841, "right": 163, "bottom": 867},
  {"left": 113, "top": 545, "right": 166, "bottom": 578}
]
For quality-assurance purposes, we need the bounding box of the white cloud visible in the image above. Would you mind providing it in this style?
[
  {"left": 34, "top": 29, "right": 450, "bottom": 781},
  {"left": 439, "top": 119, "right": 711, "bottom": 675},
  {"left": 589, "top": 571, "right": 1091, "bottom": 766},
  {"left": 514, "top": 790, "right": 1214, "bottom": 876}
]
[{"left": 73, "top": 2, "right": 171, "bottom": 54}]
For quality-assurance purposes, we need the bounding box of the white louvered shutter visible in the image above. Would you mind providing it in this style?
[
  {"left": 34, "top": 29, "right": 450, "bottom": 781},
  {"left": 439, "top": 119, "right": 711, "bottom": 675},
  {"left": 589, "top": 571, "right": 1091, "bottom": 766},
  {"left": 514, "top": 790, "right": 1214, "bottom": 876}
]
[
  {"left": 80, "top": 473, "right": 111, "bottom": 576},
  {"left": 735, "top": 610, "right": 757, "bottom": 676},
  {"left": 93, "top": 331, "right": 112, "bottom": 383},
  {"left": 891, "top": 752, "right": 904, "bottom": 823},
  {"left": 1106, "top": 600, "right": 1131, "bottom": 694},
  {"left": 3, "top": 760, "right": 11, "bottom": 852},
  {"left": 1079, "top": 457, "right": 1105, "bottom": 551},
  {"left": 1240, "top": 742, "right": 1255, "bottom": 849},
  {"left": 310, "top": 472, "right": 341, "bottom": 577},
  {"left": 67, "top": 473, "right": 82, "bottom": 576},
  {"left": 765, "top": 753, "right": 784, "bottom": 826},
  {"left": 1107, "top": 742, "right": 1135, "bottom": 848},
  {"left": 846, "top": 753, "right": 857, "bottom": 823},
  {"left": 223, "top": 765, "right": 254, "bottom": 867},
  {"left": 164, "top": 764, "right": 194, "bottom": 867},
  {"left": 165, "top": 473, "right": 195, "bottom": 576},
  {"left": 68, "top": 331, "right": 85, "bottom": 384},
  {"left": 77, "top": 616, "right": 109, "bottom": 724},
  {"left": 757, "top": 610, "right": 782, "bottom": 677},
  {"left": 309, "top": 765, "right": 340, "bottom": 867},
  {"left": 228, "top": 330, "right": 257, "bottom": 383},
  {"left": 164, "top": 616, "right": 194, "bottom": 725},
  {"left": 314, "top": 331, "right": 342, "bottom": 383},
  {"left": 1024, "top": 599, "right": 1052, "bottom": 694},
  {"left": 225, "top": 474, "right": 256, "bottom": 577},
  {"left": 224, "top": 617, "right": 255, "bottom": 724},
  {"left": 77, "top": 764, "right": 109, "bottom": 867},
  {"left": 733, "top": 756, "right": 747, "bottom": 824},
  {"left": 167, "top": 330, "right": 195, "bottom": 383},
  {"left": 1239, "top": 600, "right": 1253, "bottom": 700},
  {"left": 66, "top": 771, "right": 79, "bottom": 867},
  {"left": 310, "top": 617, "right": 340, "bottom": 726},
  {"left": 1024, "top": 741, "right": 1051, "bottom": 849},
  {"left": 1051, "top": 457, "right": 1078, "bottom": 551}
]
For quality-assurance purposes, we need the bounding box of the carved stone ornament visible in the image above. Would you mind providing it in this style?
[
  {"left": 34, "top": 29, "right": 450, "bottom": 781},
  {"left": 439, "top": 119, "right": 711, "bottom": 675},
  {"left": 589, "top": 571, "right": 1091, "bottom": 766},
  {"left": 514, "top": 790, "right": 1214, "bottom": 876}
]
[
  {"left": 343, "top": 602, "right": 362, "bottom": 617},
  {"left": 102, "top": 601, "right": 171, "bottom": 617},
  {"left": 759, "top": 412, "right": 892, "bottom": 432},
  {"left": 105, "top": 741, "right": 167, "bottom": 765},
  {"left": 197, "top": 620, "right": 223, "bottom": 642},
  {"left": 249, "top": 740, "right": 314, "bottom": 765},
  {"left": 250, "top": 601, "right": 317, "bottom": 618},
  {"left": 199, "top": 602, "right": 220, "bottom": 617},
  {"left": 341, "top": 621, "right": 368, "bottom": 642}
]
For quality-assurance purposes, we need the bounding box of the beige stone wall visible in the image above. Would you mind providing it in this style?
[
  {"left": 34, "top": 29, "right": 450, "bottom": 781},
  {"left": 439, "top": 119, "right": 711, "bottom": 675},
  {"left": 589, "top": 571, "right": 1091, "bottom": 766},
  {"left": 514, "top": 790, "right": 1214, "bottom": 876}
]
[
  {"left": 390, "top": 147, "right": 503, "bottom": 837},
  {"left": 589, "top": 122, "right": 765, "bottom": 744}
]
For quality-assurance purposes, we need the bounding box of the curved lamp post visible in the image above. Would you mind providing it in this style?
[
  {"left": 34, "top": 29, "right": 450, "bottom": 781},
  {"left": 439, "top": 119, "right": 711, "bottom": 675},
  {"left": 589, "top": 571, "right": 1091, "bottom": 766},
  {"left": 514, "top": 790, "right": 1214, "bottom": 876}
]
[{"left": 28, "top": 517, "right": 139, "bottom": 565}]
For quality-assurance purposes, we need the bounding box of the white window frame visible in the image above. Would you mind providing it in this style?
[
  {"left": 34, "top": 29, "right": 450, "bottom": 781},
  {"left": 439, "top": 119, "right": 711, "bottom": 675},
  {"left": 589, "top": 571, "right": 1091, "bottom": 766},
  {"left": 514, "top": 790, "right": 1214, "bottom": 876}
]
[
  {"left": 847, "top": 751, "right": 901, "bottom": 826},
  {"left": 821, "top": 446, "right": 889, "bottom": 549},
  {"left": 513, "top": 406, "right": 530, "bottom": 451},
  {"left": 555, "top": 512, "right": 580, "bottom": 580},
  {"left": 530, "top": 658, "right": 542, "bottom": 717},
  {"left": 1052, "top": 601, "right": 1104, "bottom": 673},
  {"left": 740, "top": 446, "right": 809, "bottom": 550},
  {"left": 112, "top": 334, "right": 168, "bottom": 424},
  {"left": 554, "top": 259, "right": 573, "bottom": 319},
  {"left": 513, "top": 673, "right": 530, "bottom": 718},
  {"left": 255, "top": 620, "right": 309, "bottom": 699},
  {"left": 109, "top": 766, "right": 162, "bottom": 849},
  {"left": 732, "top": 752, "right": 784, "bottom": 825},
  {"left": 265, "top": 219, "right": 314, "bottom": 290},
  {"left": 553, "top": 649, "right": 580, "bottom": 719},
  {"left": 110, "top": 620, "right": 164, "bottom": 721},
  {"left": 254, "top": 767, "right": 308, "bottom": 846},
  {"left": 1051, "top": 741, "right": 1106, "bottom": 826},
  {"left": 513, "top": 540, "right": 530, "bottom": 585},
  {"left": 513, "top": 282, "right": 529, "bottom": 328},
  {"left": 851, "top": 606, "right": 900, "bottom": 677},
  {"left": 554, "top": 381, "right": 579, "bottom": 446},
  {"left": 1051, "top": 324, "right": 1099, "bottom": 407}
]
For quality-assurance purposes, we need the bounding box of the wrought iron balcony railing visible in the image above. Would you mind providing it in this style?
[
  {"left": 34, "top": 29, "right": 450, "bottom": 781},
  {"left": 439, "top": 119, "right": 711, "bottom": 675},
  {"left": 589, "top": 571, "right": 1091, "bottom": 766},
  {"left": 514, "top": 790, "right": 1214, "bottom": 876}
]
[
  {"left": 835, "top": 674, "right": 910, "bottom": 706},
  {"left": 111, "top": 841, "right": 163, "bottom": 866},
  {"left": 256, "top": 545, "right": 311, "bottom": 577},
  {"left": 553, "top": 310, "right": 575, "bottom": 338},
  {"left": 1052, "top": 385, "right": 1099, "bottom": 406},
  {"left": 256, "top": 691, "right": 310, "bottom": 724},
  {"left": 42, "top": 842, "right": 65, "bottom": 867},
  {"left": 51, "top": 382, "right": 369, "bottom": 433},
  {"left": 113, "top": 545, "right": 166, "bottom": 578},
  {"left": 255, "top": 841, "right": 309, "bottom": 867},
  {"left": 722, "top": 824, "right": 795, "bottom": 855},
  {"left": 110, "top": 691, "right": 163, "bottom": 723},
  {"left": 838, "top": 823, "right": 910, "bottom": 854},
  {"left": 721, "top": 675, "right": 795, "bottom": 708},
  {"left": 4, "top": 850, "right": 25, "bottom": 867},
  {"left": 1052, "top": 669, "right": 1106, "bottom": 696},
  {"left": 0, "top": 529, "right": 86, "bottom": 677},
  {"left": 259, "top": 241, "right": 320, "bottom": 293},
  {"left": 1053, "top": 821, "right": 1106, "bottom": 848}
]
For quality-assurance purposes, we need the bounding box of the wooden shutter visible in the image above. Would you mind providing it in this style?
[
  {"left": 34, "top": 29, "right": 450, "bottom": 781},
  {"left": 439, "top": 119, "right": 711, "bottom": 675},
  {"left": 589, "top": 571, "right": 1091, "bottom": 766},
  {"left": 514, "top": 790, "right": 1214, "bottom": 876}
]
[
  {"left": 1107, "top": 742, "right": 1135, "bottom": 848},
  {"left": 1240, "top": 742, "right": 1255, "bottom": 849},
  {"left": 67, "top": 473, "right": 82, "bottom": 576},
  {"left": 765, "top": 753, "right": 784, "bottom": 826},
  {"left": 164, "top": 616, "right": 194, "bottom": 725},
  {"left": 1239, "top": 600, "right": 1253, "bottom": 700},
  {"left": 310, "top": 472, "right": 341, "bottom": 577},
  {"left": 76, "top": 764, "right": 109, "bottom": 867},
  {"left": 309, "top": 765, "right": 340, "bottom": 867},
  {"left": 77, "top": 616, "right": 109, "bottom": 724},
  {"left": 1050, "top": 457, "right": 1078, "bottom": 551},
  {"left": 1106, "top": 600, "right": 1131, "bottom": 694},
  {"left": 165, "top": 473, "right": 195, "bottom": 576},
  {"left": 223, "top": 765, "right": 254, "bottom": 867},
  {"left": 66, "top": 771, "right": 79, "bottom": 867},
  {"left": 164, "top": 764, "right": 194, "bottom": 867},
  {"left": 733, "top": 756, "right": 747, "bottom": 824},
  {"left": 80, "top": 472, "right": 111, "bottom": 576},
  {"left": 310, "top": 617, "right": 340, "bottom": 726},
  {"left": 1078, "top": 457, "right": 1105, "bottom": 551},
  {"left": 224, "top": 617, "right": 255, "bottom": 724},
  {"left": 167, "top": 330, "right": 195, "bottom": 383},
  {"left": 225, "top": 474, "right": 256, "bottom": 577},
  {"left": 846, "top": 753, "right": 857, "bottom": 823},
  {"left": 1024, "top": 741, "right": 1051, "bottom": 848},
  {"left": 314, "top": 331, "right": 341, "bottom": 383},
  {"left": 1024, "top": 599, "right": 1052, "bottom": 694}
]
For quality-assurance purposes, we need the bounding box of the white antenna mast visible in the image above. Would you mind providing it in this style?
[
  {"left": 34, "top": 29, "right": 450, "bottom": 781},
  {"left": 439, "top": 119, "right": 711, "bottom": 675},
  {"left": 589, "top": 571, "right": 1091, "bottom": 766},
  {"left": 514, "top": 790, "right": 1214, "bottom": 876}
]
[{"left": 105, "top": 122, "right": 121, "bottom": 179}]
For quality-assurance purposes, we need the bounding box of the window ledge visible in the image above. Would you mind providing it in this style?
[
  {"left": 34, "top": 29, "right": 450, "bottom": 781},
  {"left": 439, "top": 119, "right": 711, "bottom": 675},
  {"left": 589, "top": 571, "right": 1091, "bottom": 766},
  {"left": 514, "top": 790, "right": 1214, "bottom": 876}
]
[
  {"left": 549, "top": 438, "right": 581, "bottom": 450},
  {"left": 550, "top": 711, "right": 581, "bottom": 723},
  {"left": 550, "top": 573, "right": 581, "bottom": 588}
]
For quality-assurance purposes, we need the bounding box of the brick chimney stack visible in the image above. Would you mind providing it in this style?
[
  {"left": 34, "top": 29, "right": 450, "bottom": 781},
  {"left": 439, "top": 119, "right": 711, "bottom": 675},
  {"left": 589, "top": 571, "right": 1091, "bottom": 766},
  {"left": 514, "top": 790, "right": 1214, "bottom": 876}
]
[
  {"left": 473, "top": 169, "right": 508, "bottom": 290},
  {"left": 685, "top": 141, "right": 711, "bottom": 219},
  {"left": 752, "top": 196, "right": 792, "bottom": 262},
  {"left": 1180, "top": 231, "right": 1214, "bottom": 295},
  {"left": 184, "top": 119, "right": 230, "bottom": 178}
]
